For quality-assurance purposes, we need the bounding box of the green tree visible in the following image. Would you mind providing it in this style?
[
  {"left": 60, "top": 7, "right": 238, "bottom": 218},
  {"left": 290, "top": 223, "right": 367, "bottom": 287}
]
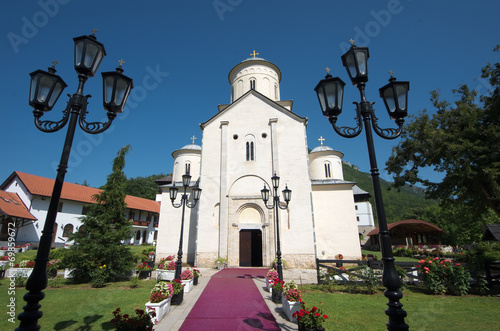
[
  {"left": 125, "top": 174, "right": 168, "bottom": 200},
  {"left": 65, "top": 145, "right": 134, "bottom": 283},
  {"left": 386, "top": 47, "right": 500, "bottom": 223}
]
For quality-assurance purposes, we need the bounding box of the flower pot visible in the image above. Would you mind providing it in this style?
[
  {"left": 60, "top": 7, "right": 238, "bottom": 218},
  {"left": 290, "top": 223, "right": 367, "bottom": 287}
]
[
  {"left": 182, "top": 279, "right": 193, "bottom": 293},
  {"left": 157, "top": 270, "right": 175, "bottom": 281},
  {"left": 282, "top": 297, "right": 301, "bottom": 322},
  {"left": 271, "top": 290, "right": 282, "bottom": 304},
  {"left": 0, "top": 250, "right": 7, "bottom": 257},
  {"left": 266, "top": 277, "right": 271, "bottom": 292},
  {"left": 7, "top": 268, "right": 33, "bottom": 278},
  {"left": 64, "top": 268, "right": 75, "bottom": 279},
  {"left": 48, "top": 269, "right": 57, "bottom": 278},
  {"left": 145, "top": 297, "right": 171, "bottom": 324},
  {"left": 171, "top": 290, "right": 184, "bottom": 305},
  {"left": 193, "top": 276, "right": 199, "bottom": 285},
  {"left": 138, "top": 270, "right": 151, "bottom": 279}
]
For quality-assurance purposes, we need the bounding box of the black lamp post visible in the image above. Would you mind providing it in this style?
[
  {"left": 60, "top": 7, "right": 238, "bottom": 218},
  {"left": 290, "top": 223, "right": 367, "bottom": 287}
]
[
  {"left": 261, "top": 173, "right": 291, "bottom": 281},
  {"left": 314, "top": 40, "right": 409, "bottom": 331},
  {"left": 169, "top": 167, "right": 202, "bottom": 282},
  {"left": 18, "top": 31, "right": 133, "bottom": 331}
]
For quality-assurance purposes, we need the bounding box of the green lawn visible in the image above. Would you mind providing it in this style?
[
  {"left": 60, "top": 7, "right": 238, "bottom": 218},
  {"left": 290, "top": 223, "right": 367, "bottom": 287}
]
[
  {"left": 301, "top": 286, "right": 500, "bottom": 331},
  {"left": 362, "top": 249, "right": 419, "bottom": 263},
  {"left": 0, "top": 278, "right": 157, "bottom": 330}
]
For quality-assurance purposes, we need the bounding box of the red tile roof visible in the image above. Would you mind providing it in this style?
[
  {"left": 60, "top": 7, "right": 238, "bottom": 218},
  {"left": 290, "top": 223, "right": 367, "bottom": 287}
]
[
  {"left": 0, "top": 190, "right": 36, "bottom": 220},
  {"left": 11, "top": 171, "right": 160, "bottom": 214}
]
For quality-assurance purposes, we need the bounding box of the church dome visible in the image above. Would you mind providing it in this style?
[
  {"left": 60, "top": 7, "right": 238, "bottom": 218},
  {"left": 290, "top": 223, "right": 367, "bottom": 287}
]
[
  {"left": 228, "top": 53, "right": 281, "bottom": 102},
  {"left": 172, "top": 144, "right": 201, "bottom": 183},
  {"left": 309, "top": 145, "right": 344, "bottom": 180}
]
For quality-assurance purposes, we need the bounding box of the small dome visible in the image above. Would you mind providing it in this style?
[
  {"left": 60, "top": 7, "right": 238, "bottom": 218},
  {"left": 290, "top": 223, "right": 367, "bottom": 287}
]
[
  {"left": 179, "top": 144, "right": 202, "bottom": 151},
  {"left": 311, "top": 145, "right": 334, "bottom": 153},
  {"left": 242, "top": 57, "right": 267, "bottom": 62}
]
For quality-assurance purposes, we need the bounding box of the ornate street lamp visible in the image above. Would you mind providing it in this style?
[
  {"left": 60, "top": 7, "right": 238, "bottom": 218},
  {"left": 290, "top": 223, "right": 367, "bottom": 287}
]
[
  {"left": 169, "top": 167, "right": 202, "bottom": 287},
  {"left": 18, "top": 30, "right": 133, "bottom": 331},
  {"left": 261, "top": 173, "right": 291, "bottom": 281},
  {"left": 314, "top": 40, "right": 409, "bottom": 331}
]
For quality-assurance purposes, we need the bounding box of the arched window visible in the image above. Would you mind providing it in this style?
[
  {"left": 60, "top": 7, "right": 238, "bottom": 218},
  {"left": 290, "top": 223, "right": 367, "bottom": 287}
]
[
  {"left": 135, "top": 230, "right": 141, "bottom": 240},
  {"left": 274, "top": 83, "right": 279, "bottom": 100},
  {"left": 63, "top": 224, "right": 74, "bottom": 237},
  {"left": 324, "top": 161, "right": 332, "bottom": 178},
  {"left": 246, "top": 141, "right": 255, "bottom": 161},
  {"left": 185, "top": 162, "right": 191, "bottom": 175}
]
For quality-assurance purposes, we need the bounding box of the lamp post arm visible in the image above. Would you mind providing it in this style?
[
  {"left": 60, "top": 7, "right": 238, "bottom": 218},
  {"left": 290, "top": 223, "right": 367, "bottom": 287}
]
[
  {"left": 79, "top": 95, "right": 117, "bottom": 134},
  {"left": 328, "top": 107, "right": 363, "bottom": 138},
  {"left": 371, "top": 114, "right": 404, "bottom": 140},
  {"left": 33, "top": 100, "right": 72, "bottom": 133}
]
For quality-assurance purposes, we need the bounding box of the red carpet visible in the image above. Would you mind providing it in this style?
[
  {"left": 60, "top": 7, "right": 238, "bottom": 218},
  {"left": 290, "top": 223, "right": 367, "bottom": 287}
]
[{"left": 179, "top": 268, "right": 280, "bottom": 331}]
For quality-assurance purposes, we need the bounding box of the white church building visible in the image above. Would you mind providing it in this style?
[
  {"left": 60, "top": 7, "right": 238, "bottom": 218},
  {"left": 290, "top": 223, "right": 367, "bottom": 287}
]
[{"left": 156, "top": 55, "right": 362, "bottom": 269}]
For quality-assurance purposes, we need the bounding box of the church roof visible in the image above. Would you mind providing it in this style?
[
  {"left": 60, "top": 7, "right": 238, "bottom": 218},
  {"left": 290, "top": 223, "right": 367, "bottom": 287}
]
[
  {"left": 200, "top": 89, "right": 307, "bottom": 129},
  {"left": 228, "top": 57, "right": 282, "bottom": 83},
  {"left": 180, "top": 144, "right": 202, "bottom": 151},
  {"left": 311, "top": 145, "right": 334, "bottom": 153},
  {"left": 311, "top": 179, "right": 355, "bottom": 186}
]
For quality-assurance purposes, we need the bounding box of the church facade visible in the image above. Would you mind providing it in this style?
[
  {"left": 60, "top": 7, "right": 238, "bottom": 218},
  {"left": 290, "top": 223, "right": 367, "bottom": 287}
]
[{"left": 156, "top": 55, "right": 361, "bottom": 268}]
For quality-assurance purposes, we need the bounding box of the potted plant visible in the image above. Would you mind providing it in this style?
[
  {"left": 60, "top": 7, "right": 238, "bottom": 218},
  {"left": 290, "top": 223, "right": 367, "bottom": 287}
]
[
  {"left": 47, "top": 259, "right": 61, "bottom": 278},
  {"left": 266, "top": 268, "right": 279, "bottom": 292},
  {"left": 270, "top": 279, "right": 284, "bottom": 304},
  {"left": 145, "top": 281, "right": 173, "bottom": 324},
  {"left": 292, "top": 300, "right": 329, "bottom": 331},
  {"left": 170, "top": 279, "right": 184, "bottom": 305},
  {"left": 193, "top": 268, "right": 201, "bottom": 285},
  {"left": 282, "top": 280, "right": 302, "bottom": 322},
  {"left": 137, "top": 262, "right": 152, "bottom": 279},
  {"left": 335, "top": 253, "right": 344, "bottom": 267},
  {"left": 157, "top": 258, "right": 176, "bottom": 281},
  {"left": 110, "top": 307, "right": 154, "bottom": 331},
  {"left": 215, "top": 257, "right": 227, "bottom": 270},
  {"left": 180, "top": 268, "right": 194, "bottom": 293}
]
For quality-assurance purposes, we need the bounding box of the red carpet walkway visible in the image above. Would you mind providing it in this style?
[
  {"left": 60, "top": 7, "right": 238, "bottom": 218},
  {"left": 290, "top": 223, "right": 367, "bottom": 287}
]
[{"left": 179, "top": 268, "right": 280, "bottom": 331}]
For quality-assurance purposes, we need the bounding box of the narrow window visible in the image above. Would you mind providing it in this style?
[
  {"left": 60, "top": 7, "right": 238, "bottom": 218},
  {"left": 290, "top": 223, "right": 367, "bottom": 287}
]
[
  {"left": 250, "top": 78, "right": 256, "bottom": 90},
  {"left": 185, "top": 163, "right": 191, "bottom": 174},
  {"left": 246, "top": 142, "right": 250, "bottom": 161},
  {"left": 250, "top": 142, "right": 254, "bottom": 160},
  {"left": 57, "top": 202, "right": 63, "bottom": 212},
  {"left": 274, "top": 84, "right": 278, "bottom": 99},
  {"left": 324, "top": 162, "right": 331, "bottom": 178}
]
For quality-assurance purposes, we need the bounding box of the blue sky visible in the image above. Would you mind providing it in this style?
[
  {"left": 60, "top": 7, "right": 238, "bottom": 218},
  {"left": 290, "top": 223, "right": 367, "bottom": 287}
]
[{"left": 1, "top": 0, "right": 499, "bottom": 189}]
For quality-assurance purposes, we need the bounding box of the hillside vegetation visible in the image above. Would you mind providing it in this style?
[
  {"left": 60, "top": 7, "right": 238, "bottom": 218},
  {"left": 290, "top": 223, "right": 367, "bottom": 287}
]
[{"left": 342, "top": 163, "right": 437, "bottom": 224}]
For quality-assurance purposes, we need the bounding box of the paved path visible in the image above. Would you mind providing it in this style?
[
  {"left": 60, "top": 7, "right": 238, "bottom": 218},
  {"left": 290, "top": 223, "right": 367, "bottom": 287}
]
[{"left": 155, "top": 268, "right": 316, "bottom": 331}]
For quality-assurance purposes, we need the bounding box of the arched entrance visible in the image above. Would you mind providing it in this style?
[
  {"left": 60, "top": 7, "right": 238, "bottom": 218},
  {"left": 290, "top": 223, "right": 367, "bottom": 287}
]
[{"left": 238, "top": 205, "right": 263, "bottom": 267}]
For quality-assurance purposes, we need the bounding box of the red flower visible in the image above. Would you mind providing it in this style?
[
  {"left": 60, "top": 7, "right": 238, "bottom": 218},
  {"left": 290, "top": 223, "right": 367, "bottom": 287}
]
[{"left": 323, "top": 314, "right": 329, "bottom": 319}]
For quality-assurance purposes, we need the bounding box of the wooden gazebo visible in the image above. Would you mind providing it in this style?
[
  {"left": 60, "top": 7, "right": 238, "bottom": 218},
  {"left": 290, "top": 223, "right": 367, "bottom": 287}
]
[{"left": 367, "top": 219, "right": 444, "bottom": 246}]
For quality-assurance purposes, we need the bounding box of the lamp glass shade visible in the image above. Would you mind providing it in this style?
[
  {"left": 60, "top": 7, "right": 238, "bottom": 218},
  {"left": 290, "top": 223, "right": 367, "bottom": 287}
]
[
  {"left": 29, "top": 69, "right": 67, "bottom": 111},
  {"left": 182, "top": 174, "right": 191, "bottom": 187},
  {"left": 341, "top": 46, "right": 369, "bottom": 85},
  {"left": 169, "top": 186, "right": 178, "bottom": 201},
  {"left": 73, "top": 35, "right": 106, "bottom": 77},
  {"left": 102, "top": 69, "right": 133, "bottom": 113},
  {"left": 379, "top": 80, "right": 409, "bottom": 119},
  {"left": 261, "top": 186, "right": 270, "bottom": 203},
  {"left": 192, "top": 187, "right": 202, "bottom": 201},
  {"left": 271, "top": 174, "right": 280, "bottom": 189},
  {"left": 314, "top": 76, "right": 345, "bottom": 117},
  {"left": 282, "top": 186, "right": 291, "bottom": 203}
]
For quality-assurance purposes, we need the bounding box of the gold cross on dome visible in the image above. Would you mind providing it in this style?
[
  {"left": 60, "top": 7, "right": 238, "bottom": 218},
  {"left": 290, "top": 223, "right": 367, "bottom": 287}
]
[
  {"left": 325, "top": 67, "right": 331, "bottom": 74},
  {"left": 51, "top": 60, "right": 58, "bottom": 68},
  {"left": 349, "top": 38, "right": 355, "bottom": 45},
  {"left": 190, "top": 135, "right": 197, "bottom": 144},
  {"left": 318, "top": 136, "right": 325, "bottom": 146},
  {"left": 389, "top": 69, "right": 394, "bottom": 77},
  {"left": 91, "top": 28, "right": 97, "bottom": 36},
  {"left": 250, "top": 50, "right": 259, "bottom": 58},
  {"left": 118, "top": 59, "right": 125, "bottom": 67}
]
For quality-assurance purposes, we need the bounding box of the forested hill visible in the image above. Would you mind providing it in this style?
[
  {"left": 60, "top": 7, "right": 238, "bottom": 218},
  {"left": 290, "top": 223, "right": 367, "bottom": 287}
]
[{"left": 342, "top": 162, "right": 437, "bottom": 224}]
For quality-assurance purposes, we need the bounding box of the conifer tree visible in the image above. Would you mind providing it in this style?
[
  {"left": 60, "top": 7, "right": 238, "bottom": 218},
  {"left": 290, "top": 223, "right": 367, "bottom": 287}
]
[{"left": 65, "top": 145, "right": 134, "bottom": 283}]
